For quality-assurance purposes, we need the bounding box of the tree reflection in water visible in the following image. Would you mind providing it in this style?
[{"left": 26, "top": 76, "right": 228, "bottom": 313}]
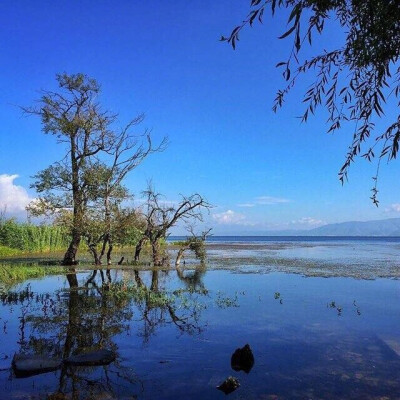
[{"left": 3, "top": 266, "right": 208, "bottom": 399}]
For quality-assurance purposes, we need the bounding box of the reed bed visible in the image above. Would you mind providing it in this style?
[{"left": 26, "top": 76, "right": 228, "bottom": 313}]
[{"left": 0, "top": 219, "right": 70, "bottom": 253}]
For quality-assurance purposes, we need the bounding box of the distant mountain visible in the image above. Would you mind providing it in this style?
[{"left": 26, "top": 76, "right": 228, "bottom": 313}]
[
  {"left": 306, "top": 217, "right": 400, "bottom": 236},
  {"left": 233, "top": 218, "right": 400, "bottom": 237}
]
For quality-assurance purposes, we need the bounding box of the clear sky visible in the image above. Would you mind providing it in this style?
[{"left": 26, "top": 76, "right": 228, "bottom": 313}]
[{"left": 1, "top": 1, "right": 400, "bottom": 234}]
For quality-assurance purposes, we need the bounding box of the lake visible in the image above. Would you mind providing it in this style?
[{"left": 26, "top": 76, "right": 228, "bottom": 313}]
[{"left": 0, "top": 237, "right": 399, "bottom": 399}]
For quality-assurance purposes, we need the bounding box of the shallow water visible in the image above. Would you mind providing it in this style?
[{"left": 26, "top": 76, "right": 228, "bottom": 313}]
[{"left": 0, "top": 240, "right": 399, "bottom": 399}]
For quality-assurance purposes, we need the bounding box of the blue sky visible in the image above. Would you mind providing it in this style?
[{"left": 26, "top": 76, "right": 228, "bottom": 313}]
[{"left": 1, "top": 1, "right": 400, "bottom": 234}]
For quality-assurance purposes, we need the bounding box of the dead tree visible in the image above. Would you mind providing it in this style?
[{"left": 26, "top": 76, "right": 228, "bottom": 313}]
[
  {"left": 96, "top": 118, "right": 167, "bottom": 265},
  {"left": 134, "top": 186, "right": 212, "bottom": 266},
  {"left": 82, "top": 118, "right": 167, "bottom": 266},
  {"left": 175, "top": 228, "right": 212, "bottom": 266}
]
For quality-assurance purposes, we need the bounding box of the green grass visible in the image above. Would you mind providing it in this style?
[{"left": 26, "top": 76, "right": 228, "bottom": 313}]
[
  {"left": 0, "top": 219, "right": 70, "bottom": 253},
  {"left": 0, "top": 264, "right": 65, "bottom": 287},
  {"left": 0, "top": 245, "right": 21, "bottom": 257}
]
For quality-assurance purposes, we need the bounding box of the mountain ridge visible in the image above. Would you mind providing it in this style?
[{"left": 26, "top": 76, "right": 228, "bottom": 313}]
[
  {"left": 306, "top": 217, "right": 400, "bottom": 236},
  {"left": 233, "top": 217, "right": 400, "bottom": 236}
]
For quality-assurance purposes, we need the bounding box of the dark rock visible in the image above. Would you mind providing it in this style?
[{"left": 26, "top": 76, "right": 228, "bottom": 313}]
[
  {"left": 12, "top": 353, "right": 62, "bottom": 378},
  {"left": 231, "top": 344, "right": 254, "bottom": 373},
  {"left": 217, "top": 376, "right": 240, "bottom": 394},
  {"left": 64, "top": 349, "right": 115, "bottom": 366}
]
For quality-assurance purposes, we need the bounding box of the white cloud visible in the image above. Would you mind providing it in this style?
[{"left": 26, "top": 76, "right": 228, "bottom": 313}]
[
  {"left": 385, "top": 203, "right": 400, "bottom": 213},
  {"left": 290, "top": 217, "right": 325, "bottom": 227},
  {"left": 212, "top": 210, "right": 247, "bottom": 225},
  {"left": 237, "top": 195, "right": 290, "bottom": 208},
  {"left": 237, "top": 203, "right": 255, "bottom": 208},
  {"left": 255, "top": 196, "right": 290, "bottom": 205},
  {"left": 0, "top": 174, "right": 32, "bottom": 217}
]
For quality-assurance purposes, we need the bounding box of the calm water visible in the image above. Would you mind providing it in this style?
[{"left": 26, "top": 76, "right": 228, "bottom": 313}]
[
  {"left": 171, "top": 235, "right": 400, "bottom": 243},
  {"left": 0, "top": 238, "right": 399, "bottom": 399}
]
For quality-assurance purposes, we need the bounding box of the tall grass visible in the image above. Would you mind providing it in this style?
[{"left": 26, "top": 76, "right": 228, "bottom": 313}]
[
  {"left": 0, "top": 264, "right": 65, "bottom": 287},
  {"left": 0, "top": 219, "right": 70, "bottom": 253},
  {"left": 0, "top": 245, "right": 20, "bottom": 257}
]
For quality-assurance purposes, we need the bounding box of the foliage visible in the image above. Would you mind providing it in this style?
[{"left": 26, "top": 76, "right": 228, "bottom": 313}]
[
  {"left": 0, "top": 218, "right": 70, "bottom": 253},
  {"left": 222, "top": 0, "right": 400, "bottom": 204},
  {"left": 81, "top": 205, "right": 145, "bottom": 264},
  {"left": 0, "top": 245, "right": 21, "bottom": 257},
  {"left": 25, "top": 73, "right": 164, "bottom": 265},
  {"left": 215, "top": 291, "right": 240, "bottom": 308},
  {"left": 106, "top": 282, "right": 173, "bottom": 308},
  {"left": 175, "top": 228, "right": 211, "bottom": 265}
]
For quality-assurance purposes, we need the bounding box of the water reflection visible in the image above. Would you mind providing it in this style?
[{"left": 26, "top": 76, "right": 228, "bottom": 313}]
[
  {"left": 0, "top": 266, "right": 399, "bottom": 399},
  {"left": 1, "top": 267, "right": 207, "bottom": 399}
]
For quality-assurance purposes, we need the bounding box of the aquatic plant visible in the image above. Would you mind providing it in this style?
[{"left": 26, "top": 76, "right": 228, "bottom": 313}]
[
  {"left": 328, "top": 300, "right": 343, "bottom": 316},
  {"left": 0, "top": 264, "right": 64, "bottom": 288},
  {"left": 215, "top": 291, "right": 239, "bottom": 308},
  {"left": 105, "top": 282, "right": 173, "bottom": 308},
  {"left": 0, "top": 218, "right": 70, "bottom": 253}
]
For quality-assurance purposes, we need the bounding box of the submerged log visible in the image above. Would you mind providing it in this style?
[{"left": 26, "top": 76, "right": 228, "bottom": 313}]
[
  {"left": 12, "top": 353, "right": 62, "bottom": 378},
  {"left": 64, "top": 349, "right": 115, "bottom": 366}
]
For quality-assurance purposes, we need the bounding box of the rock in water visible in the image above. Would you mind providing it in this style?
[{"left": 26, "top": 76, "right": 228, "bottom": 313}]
[
  {"left": 65, "top": 349, "right": 115, "bottom": 366},
  {"left": 12, "top": 353, "right": 62, "bottom": 378},
  {"left": 231, "top": 344, "right": 254, "bottom": 373},
  {"left": 217, "top": 376, "right": 240, "bottom": 394}
]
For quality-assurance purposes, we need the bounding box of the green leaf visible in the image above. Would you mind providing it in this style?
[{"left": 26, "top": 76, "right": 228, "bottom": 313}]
[{"left": 278, "top": 25, "right": 296, "bottom": 39}]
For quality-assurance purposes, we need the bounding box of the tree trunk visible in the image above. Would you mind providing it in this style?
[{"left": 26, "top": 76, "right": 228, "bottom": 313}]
[
  {"left": 152, "top": 240, "right": 162, "bottom": 266},
  {"left": 60, "top": 272, "right": 79, "bottom": 390},
  {"left": 151, "top": 270, "right": 159, "bottom": 291},
  {"left": 85, "top": 270, "right": 98, "bottom": 286},
  {"left": 134, "top": 237, "right": 146, "bottom": 262},
  {"left": 88, "top": 243, "right": 101, "bottom": 265},
  {"left": 62, "top": 230, "right": 81, "bottom": 265},
  {"left": 134, "top": 270, "right": 144, "bottom": 288},
  {"left": 62, "top": 136, "right": 84, "bottom": 266},
  {"left": 106, "top": 242, "right": 113, "bottom": 265},
  {"left": 175, "top": 247, "right": 187, "bottom": 266},
  {"left": 99, "top": 234, "right": 108, "bottom": 264},
  {"left": 104, "top": 188, "right": 112, "bottom": 265}
]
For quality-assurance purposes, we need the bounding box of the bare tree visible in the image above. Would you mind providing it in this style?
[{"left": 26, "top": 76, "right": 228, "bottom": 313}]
[
  {"left": 175, "top": 227, "right": 212, "bottom": 266},
  {"left": 135, "top": 185, "right": 212, "bottom": 266},
  {"left": 95, "top": 119, "right": 167, "bottom": 264}
]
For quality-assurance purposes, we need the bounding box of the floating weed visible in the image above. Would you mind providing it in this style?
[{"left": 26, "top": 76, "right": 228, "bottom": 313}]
[
  {"left": 353, "top": 300, "right": 361, "bottom": 315},
  {"left": 328, "top": 300, "right": 343, "bottom": 316},
  {"left": 105, "top": 282, "right": 173, "bottom": 308},
  {"left": 215, "top": 291, "right": 239, "bottom": 308},
  {"left": 274, "top": 292, "right": 283, "bottom": 304},
  {"left": 173, "top": 287, "right": 209, "bottom": 296}
]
